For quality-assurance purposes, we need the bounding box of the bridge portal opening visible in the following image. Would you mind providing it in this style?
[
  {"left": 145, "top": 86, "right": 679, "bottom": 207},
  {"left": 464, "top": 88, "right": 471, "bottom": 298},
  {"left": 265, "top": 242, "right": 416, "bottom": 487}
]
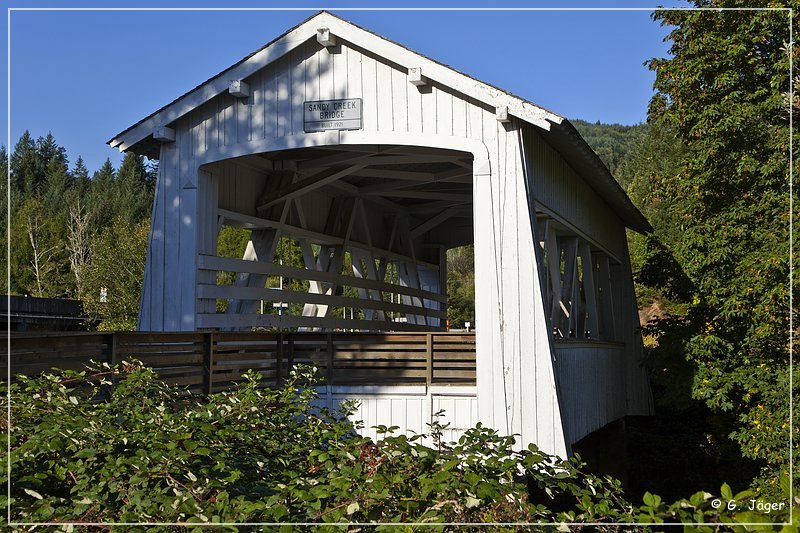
[{"left": 196, "top": 144, "right": 474, "bottom": 332}]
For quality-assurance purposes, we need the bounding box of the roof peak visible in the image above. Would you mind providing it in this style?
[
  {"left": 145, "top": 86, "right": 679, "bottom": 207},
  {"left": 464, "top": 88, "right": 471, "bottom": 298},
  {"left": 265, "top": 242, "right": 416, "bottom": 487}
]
[{"left": 106, "top": 11, "right": 650, "bottom": 233}]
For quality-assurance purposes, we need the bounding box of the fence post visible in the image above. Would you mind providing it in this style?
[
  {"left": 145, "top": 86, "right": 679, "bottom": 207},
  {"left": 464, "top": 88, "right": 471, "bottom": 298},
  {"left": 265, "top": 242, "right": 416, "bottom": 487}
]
[
  {"left": 106, "top": 332, "right": 117, "bottom": 366},
  {"left": 276, "top": 332, "right": 283, "bottom": 387},
  {"left": 326, "top": 332, "right": 334, "bottom": 385},
  {"left": 288, "top": 335, "right": 295, "bottom": 375},
  {"left": 426, "top": 333, "right": 433, "bottom": 387},
  {"left": 106, "top": 333, "right": 117, "bottom": 366},
  {"left": 204, "top": 332, "right": 214, "bottom": 396},
  {"left": 102, "top": 332, "right": 118, "bottom": 401}
]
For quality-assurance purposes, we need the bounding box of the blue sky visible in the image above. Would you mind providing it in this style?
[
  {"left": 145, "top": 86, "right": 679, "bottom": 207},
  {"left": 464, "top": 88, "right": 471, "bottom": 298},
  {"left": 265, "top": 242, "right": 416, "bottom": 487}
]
[{"left": 3, "top": 1, "right": 687, "bottom": 173}]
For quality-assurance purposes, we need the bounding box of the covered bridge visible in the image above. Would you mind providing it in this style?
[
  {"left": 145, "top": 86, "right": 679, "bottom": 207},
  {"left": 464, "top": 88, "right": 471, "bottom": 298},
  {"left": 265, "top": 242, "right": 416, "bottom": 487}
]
[{"left": 109, "top": 11, "right": 653, "bottom": 457}]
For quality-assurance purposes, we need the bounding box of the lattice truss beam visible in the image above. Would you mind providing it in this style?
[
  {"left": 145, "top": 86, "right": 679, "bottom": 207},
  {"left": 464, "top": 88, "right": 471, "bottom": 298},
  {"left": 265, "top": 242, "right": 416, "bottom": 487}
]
[
  {"left": 536, "top": 215, "right": 619, "bottom": 341},
  {"left": 196, "top": 146, "right": 472, "bottom": 332}
]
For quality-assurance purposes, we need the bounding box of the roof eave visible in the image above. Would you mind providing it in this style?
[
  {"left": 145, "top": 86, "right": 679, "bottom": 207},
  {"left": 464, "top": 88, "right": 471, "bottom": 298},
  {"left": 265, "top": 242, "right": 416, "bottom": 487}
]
[
  {"left": 106, "top": 11, "right": 328, "bottom": 153},
  {"left": 545, "top": 119, "right": 653, "bottom": 234}
]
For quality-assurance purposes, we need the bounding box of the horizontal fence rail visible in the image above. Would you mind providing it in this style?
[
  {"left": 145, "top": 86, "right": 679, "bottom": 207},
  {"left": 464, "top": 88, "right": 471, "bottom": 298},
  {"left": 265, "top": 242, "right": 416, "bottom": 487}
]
[{"left": 5, "top": 331, "right": 476, "bottom": 393}]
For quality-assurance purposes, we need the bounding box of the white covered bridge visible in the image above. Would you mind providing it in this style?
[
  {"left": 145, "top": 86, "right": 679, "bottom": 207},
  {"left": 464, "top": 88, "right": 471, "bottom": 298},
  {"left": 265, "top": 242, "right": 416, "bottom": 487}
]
[{"left": 109, "top": 11, "right": 653, "bottom": 457}]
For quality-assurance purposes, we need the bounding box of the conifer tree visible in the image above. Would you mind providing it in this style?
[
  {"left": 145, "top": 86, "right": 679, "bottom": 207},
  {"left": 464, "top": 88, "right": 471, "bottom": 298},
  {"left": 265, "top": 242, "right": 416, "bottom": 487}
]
[
  {"left": 42, "top": 152, "right": 73, "bottom": 215},
  {"left": 10, "top": 131, "right": 37, "bottom": 201},
  {"left": 87, "top": 158, "right": 117, "bottom": 231},
  {"left": 115, "top": 153, "right": 153, "bottom": 224},
  {"left": 70, "top": 156, "right": 90, "bottom": 197}
]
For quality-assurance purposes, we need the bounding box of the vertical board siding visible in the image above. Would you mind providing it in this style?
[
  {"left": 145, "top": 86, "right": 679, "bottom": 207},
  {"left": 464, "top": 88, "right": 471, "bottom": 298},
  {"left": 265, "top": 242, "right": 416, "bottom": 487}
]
[
  {"left": 328, "top": 391, "right": 477, "bottom": 445},
  {"left": 391, "top": 67, "right": 408, "bottom": 133},
  {"left": 163, "top": 136, "right": 180, "bottom": 330},
  {"left": 213, "top": 161, "right": 271, "bottom": 216},
  {"left": 178, "top": 42, "right": 505, "bottom": 155},
  {"left": 222, "top": 93, "right": 235, "bottom": 147},
  {"left": 376, "top": 61, "right": 394, "bottom": 132},
  {"left": 263, "top": 63, "right": 277, "bottom": 140},
  {"left": 141, "top": 113, "right": 201, "bottom": 331},
  {"left": 436, "top": 87, "right": 453, "bottom": 137},
  {"left": 290, "top": 45, "right": 307, "bottom": 136},
  {"left": 473, "top": 117, "right": 568, "bottom": 457},
  {"left": 554, "top": 342, "right": 627, "bottom": 445},
  {"left": 346, "top": 45, "right": 364, "bottom": 103},
  {"left": 276, "top": 54, "right": 290, "bottom": 138},
  {"left": 432, "top": 395, "right": 478, "bottom": 444},
  {"left": 619, "top": 238, "right": 655, "bottom": 417},
  {"left": 407, "top": 69, "right": 423, "bottom": 134},
  {"left": 361, "top": 52, "right": 379, "bottom": 132}
]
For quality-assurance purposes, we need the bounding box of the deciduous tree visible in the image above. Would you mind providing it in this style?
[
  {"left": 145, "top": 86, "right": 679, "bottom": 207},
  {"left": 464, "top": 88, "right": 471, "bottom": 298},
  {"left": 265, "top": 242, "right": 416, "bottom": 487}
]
[
  {"left": 643, "top": 2, "right": 795, "bottom": 492},
  {"left": 82, "top": 218, "right": 149, "bottom": 330}
]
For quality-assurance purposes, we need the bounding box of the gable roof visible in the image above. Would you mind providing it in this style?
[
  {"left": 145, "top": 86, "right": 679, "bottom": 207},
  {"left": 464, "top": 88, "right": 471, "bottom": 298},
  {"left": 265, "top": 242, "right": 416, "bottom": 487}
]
[{"left": 108, "top": 10, "right": 652, "bottom": 234}]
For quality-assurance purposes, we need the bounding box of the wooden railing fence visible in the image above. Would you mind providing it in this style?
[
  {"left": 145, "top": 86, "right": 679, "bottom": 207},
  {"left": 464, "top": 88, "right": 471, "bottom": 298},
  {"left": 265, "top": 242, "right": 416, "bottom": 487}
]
[{"left": 5, "top": 331, "right": 476, "bottom": 393}]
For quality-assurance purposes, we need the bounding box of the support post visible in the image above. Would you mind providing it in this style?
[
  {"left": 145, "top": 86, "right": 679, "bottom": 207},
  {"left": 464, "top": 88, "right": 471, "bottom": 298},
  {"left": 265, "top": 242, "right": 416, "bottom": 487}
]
[{"left": 473, "top": 144, "right": 567, "bottom": 456}]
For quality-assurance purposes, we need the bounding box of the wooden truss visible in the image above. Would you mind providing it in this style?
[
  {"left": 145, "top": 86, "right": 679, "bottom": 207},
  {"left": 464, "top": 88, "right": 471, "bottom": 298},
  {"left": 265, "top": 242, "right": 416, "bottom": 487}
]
[{"left": 537, "top": 216, "right": 618, "bottom": 341}]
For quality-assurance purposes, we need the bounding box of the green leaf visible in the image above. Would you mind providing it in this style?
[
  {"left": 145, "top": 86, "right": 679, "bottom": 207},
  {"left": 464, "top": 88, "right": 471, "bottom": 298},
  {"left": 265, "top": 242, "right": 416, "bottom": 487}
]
[
  {"left": 779, "top": 475, "right": 791, "bottom": 497},
  {"left": 720, "top": 483, "right": 733, "bottom": 502}
]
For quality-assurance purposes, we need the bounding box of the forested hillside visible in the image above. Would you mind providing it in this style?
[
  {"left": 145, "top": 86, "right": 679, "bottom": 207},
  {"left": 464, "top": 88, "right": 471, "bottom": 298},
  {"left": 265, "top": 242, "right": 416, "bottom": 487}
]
[{"left": 571, "top": 119, "right": 646, "bottom": 188}]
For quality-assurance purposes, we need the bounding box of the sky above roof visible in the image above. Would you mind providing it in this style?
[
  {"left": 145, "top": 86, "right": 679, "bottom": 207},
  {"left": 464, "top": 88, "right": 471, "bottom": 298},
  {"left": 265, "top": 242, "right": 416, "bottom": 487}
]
[{"left": 3, "top": 1, "right": 688, "bottom": 173}]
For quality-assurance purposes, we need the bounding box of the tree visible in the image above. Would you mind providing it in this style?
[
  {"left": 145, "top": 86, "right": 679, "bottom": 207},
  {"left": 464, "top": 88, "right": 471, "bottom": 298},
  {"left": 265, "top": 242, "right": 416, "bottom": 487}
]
[
  {"left": 0, "top": 146, "right": 8, "bottom": 294},
  {"left": 34, "top": 132, "right": 67, "bottom": 184},
  {"left": 571, "top": 120, "right": 646, "bottom": 186},
  {"left": 114, "top": 152, "right": 154, "bottom": 225},
  {"left": 87, "top": 158, "right": 116, "bottom": 232},
  {"left": 82, "top": 218, "right": 149, "bottom": 330},
  {"left": 446, "top": 245, "right": 475, "bottom": 329},
  {"left": 642, "top": 2, "right": 795, "bottom": 493},
  {"left": 42, "top": 152, "right": 73, "bottom": 215},
  {"left": 18, "top": 198, "right": 62, "bottom": 298},
  {"left": 70, "top": 156, "right": 90, "bottom": 199},
  {"left": 66, "top": 197, "right": 91, "bottom": 299},
  {"left": 10, "top": 131, "right": 38, "bottom": 201},
  {"left": 625, "top": 122, "right": 690, "bottom": 314}
]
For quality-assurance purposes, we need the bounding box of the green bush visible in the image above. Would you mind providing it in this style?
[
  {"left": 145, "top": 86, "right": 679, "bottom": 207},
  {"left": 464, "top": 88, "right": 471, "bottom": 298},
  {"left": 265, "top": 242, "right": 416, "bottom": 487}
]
[{"left": 3, "top": 363, "right": 796, "bottom": 529}]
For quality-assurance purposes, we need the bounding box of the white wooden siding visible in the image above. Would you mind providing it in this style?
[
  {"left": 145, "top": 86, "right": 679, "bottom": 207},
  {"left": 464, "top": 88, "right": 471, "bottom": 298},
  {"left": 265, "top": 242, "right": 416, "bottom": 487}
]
[
  {"left": 161, "top": 42, "right": 500, "bottom": 166},
  {"left": 472, "top": 118, "right": 568, "bottom": 457},
  {"left": 322, "top": 387, "right": 477, "bottom": 445},
  {"left": 554, "top": 341, "right": 627, "bottom": 445}
]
